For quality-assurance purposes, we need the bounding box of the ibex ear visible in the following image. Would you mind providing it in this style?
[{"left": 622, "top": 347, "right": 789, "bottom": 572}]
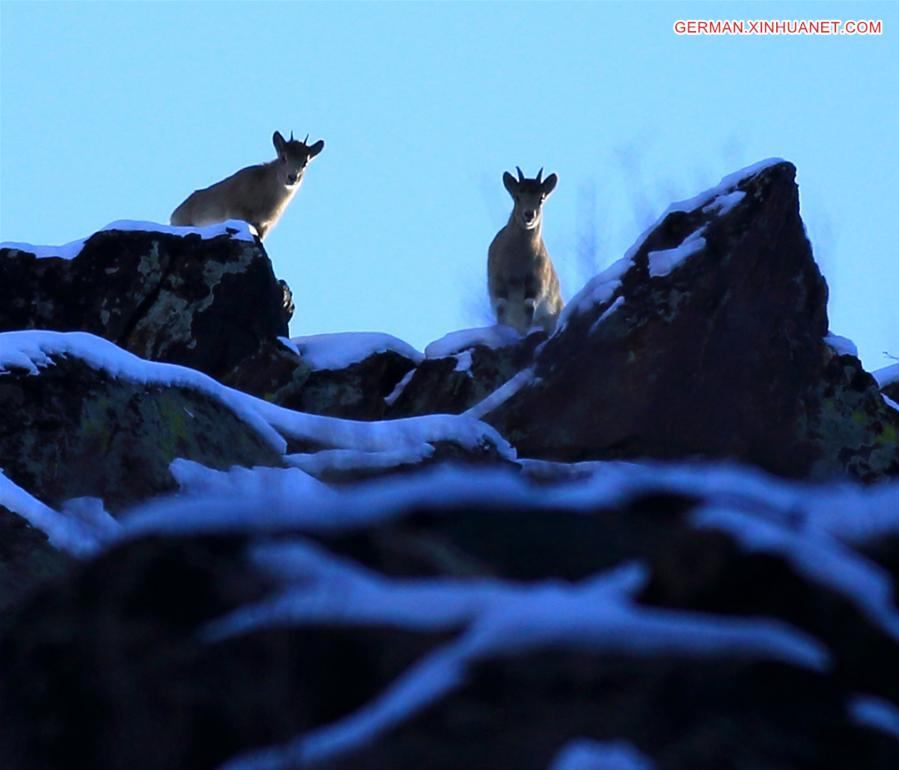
[
  {"left": 542, "top": 173, "right": 558, "bottom": 197},
  {"left": 502, "top": 171, "right": 518, "bottom": 196},
  {"left": 308, "top": 139, "right": 325, "bottom": 158},
  {"left": 273, "top": 131, "right": 286, "bottom": 155}
]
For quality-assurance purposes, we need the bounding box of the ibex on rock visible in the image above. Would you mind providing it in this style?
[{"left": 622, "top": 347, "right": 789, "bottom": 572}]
[
  {"left": 170, "top": 131, "right": 324, "bottom": 240},
  {"left": 488, "top": 167, "right": 563, "bottom": 334}
]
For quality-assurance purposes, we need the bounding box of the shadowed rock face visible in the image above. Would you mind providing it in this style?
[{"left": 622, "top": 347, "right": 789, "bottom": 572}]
[
  {"left": 0, "top": 226, "right": 289, "bottom": 381},
  {"left": 386, "top": 331, "right": 546, "bottom": 418},
  {"left": 1, "top": 472, "right": 898, "bottom": 770},
  {"left": 0, "top": 355, "right": 283, "bottom": 512},
  {"left": 486, "top": 162, "right": 899, "bottom": 481},
  {"left": 224, "top": 340, "right": 419, "bottom": 421}
]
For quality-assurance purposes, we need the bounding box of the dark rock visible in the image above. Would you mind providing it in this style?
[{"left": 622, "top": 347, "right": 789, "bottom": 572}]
[
  {"left": 0, "top": 507, "right": 72, "bottom": 625},
  {"left": 0, "top": 225, "right": 288, "bottom": 381},
  {"left": 486, "top": 162, "right": 899, "bottom": 481},
  {"left": 3, "top": 465, "right": 898, "bottom": 769},
  {"left": 0, "top": 534, "right": 458, "bottom": 770},
  {"left": 387, "top": 330, "right": 545, "bottom": 418},
  {"left": 225, "top": 339, "right": 419, "bottom": 421},
  {"left": 326, "top": 653, "right": 896, "bottom": 770},
  {"left": 874, "top": 365, "right": 899, "bottom": 407},
  {"left": 0, "top": 353, "right": 283, "bottom": 512},
  {"left": 221, "top": 338, "right": 313, "bottom": 403},
  {"left": 278, "top": 279, "right": 295, "bottom": 324},
  {"left": 286, "top": 350, "right": 417, "bottom": 420}
]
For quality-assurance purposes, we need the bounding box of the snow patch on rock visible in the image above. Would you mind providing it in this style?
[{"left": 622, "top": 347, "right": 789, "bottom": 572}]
[{"left": 292, "top": 332, "right": 422, "bottom": 371}]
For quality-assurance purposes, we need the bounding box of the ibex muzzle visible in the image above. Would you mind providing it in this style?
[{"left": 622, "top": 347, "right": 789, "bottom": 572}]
[
  {"left": 170, "top": 130, "right": 324, "bottom": 240},
  {"left": 487, "top": 167, "right": 564, "bottom": 334}
]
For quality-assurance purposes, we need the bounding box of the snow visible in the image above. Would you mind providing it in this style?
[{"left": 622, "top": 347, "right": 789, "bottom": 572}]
[
  {"left": 848, "top": 694, "right": 899, "bottom": 739},
  {"left": 0, "top": 330, "right": 287, "bottom": 455},
  {"left": 873, "top": 363, "right": 899, "bottom": 388},
  {"left": 286, "top": 445, "right": 435, "bottom": 476},
  {"left": 171, "top": 459, "right": 333, "bottom": 501},
  {"left": 104, "top": 218, "right": 257, "bottom": 242},
  {"left": 275, "top": 336, "right": 299, "bottom": 356},
  {"left": 702, "top": 190, "right": 745, "bottom": 216},
  {"left": 1, "top": 331, "right": 508, "bottom": 495},
  {"left": 560, "top": 158, "right": 784, "bottom": 327},
  {"left": 125, "top": 465, "right": 530, "bottom": 540},
  {"left": 453, "top": 349, "right": 474, "bottom": 374},
  {"left": 383, "top": 368, "right": 415, "bottom": 406},
  {"left": 0, "top": 235, "right": 88, "bottom": 260},
  {"left": 464, "top": 367, "right": 534, "bottom": 420},
  {"left": 550, "top": 739, "right": 655, "bottom": 770},
  {"left": 558, "top": 255, "right": 631, "bottom": 329},
  {"left": 213, "top": 547, "right": 827, "bottom": 770},
  {"left": 824, "top": 333, "right": 858, "bottom": 358},
  {"left": 692, "top": 505, "right": 899, "bottom": 640},
  {"left": 0, "top": 470, "right": 115, "bottom": 556},
  {"left": 126, "top": 457, "right": 899, "bottom": 556},
  {"left": 0, "top": 219, "right": 256, "bottom": 260},
  {"left": 425, "top": 325, "right": 523, "bottom": 358},
  {"left": 589, "top": 295, "right": 625, "bottom": 334},
  {"left": 884, "top": 395, "right": 899, "bottom": 413},
  {"left": 647, "top": 229, "right": 706, "bottom": 278},
  {"left": 291, "top": 332, "right": 422, "bottom": 370},
  {"left": 252, "top": 398, "right": 513, "bottom": 459}
]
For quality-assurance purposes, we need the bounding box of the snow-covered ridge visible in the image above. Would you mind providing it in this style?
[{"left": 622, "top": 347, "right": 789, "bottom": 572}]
[
  {"left": 0, "top": 330, "right": 286, "bottom": 454},
  {"left": 559, "top": 158, "right": 785, "bottom": 329},
  {"left": 873, "top": 363, "right": 899, "bottom": 389},
  {"left": 0, "top": 332, "right": 507, "bottom": 464},
  {"left": 0, "top": 470, "right": 114, "bottom": 556},
  {"left": 0, "top": 331, "right": 512, "bottom": 533},
  {"left": 0, "top": 219, "right": 256, "bottom": 260},
  {"left": 550, "top": 739, "right": 656, "bottom": 770},
  {"left": 291, "top": 332, "right": 423, "bottom": 370},
  {"left": 824, "top": 332, "right": 859, "bottom": 358},
  {"left": 213, "top": 548, "right": 827, "bottom": 770},
  {"left": 425, "top": 325, "right": 525, "bottom": 358}
]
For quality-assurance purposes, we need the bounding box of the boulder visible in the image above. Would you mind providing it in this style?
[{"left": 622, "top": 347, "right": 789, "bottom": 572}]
[
  {"left": 485, "top": 160, "right": 899, "bottom": 481},
  {"left": 386, "top": 326, "right": 545, "bottom": 417},
  {"left": 0, "top": 221, "right": 289, "bottom": 381},
  {"left": 0, "top": 506, "right": 71, "bottom": 624},
  {"left": 224, "top": 333, "right": 421, "bottom": 421},
  {"left": 0, "top": 332, "right": 284, "bottom": 513}
]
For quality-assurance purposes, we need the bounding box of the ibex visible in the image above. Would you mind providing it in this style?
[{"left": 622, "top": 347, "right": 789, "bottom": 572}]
[
  {"left": 488, "top": 167, "right": 563, "bottom": 334},
  {"left": 170, "top": 131, "right": 324, "bottom": 240}
]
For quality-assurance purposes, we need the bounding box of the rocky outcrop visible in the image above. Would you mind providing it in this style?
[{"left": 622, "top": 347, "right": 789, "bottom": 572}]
[
  {"left": 386, "top": 328, "right": 546, "bottom": 417},
  {"left": 0, "top": 507, "right": 71, "bottom": 623},
  {"left": 486, "top": 161, "right": 899, "bottom": 481},
  {"left": 875, "top": 364, "right": 899, "bottom": 406},
  {"left": 0, "top": 339, "right": 284, "bottom": 512},
  {"left": 0, "top": 221, "right": 289, "bottom": 381},
  {"left": 1, "top": 158, "right": 899, "bottom": 770},
  {"left": 225, "top": 340, "right": 420, "bottom": 422},
  {"left": 1, "top": 464, "right": 897, "bottom": 770}
]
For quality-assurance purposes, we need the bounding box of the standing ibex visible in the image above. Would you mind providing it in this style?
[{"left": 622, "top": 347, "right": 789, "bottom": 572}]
[
  {"left": 488, "top": 167, "right": 563, "bottom": 334},
  {"left": 170, "top": 131, "right": 324, "bottom": 240}
]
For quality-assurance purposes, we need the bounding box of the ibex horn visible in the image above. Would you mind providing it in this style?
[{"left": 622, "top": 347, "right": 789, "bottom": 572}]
[
  {"left": 537, "top": 167, "right": 544, "bottom": 183},
  {"left": 516, "top": 166, "right": 525, "bottom": 182},
  {"left": 304, "top": 133, "right": 309, "bottom": 144},
  {"left": 289, "top": 131, "right": 294, "bottom": 141}
]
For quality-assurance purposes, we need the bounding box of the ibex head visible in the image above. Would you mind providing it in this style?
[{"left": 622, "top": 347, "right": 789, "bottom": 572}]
[
  {"left": 273, "top": 130, "right": 325, "bottom": 187},
  {"left": 502, "top": 166, "right": 558, "bottom": 230}
]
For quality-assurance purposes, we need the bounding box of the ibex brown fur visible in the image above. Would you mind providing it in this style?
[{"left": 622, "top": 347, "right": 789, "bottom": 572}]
[
  {"left": 488, "top": 167, "right": 563, "bottom": 334},
  {"left": 170, "top": 131, "right": 324, "bottom": 240}
]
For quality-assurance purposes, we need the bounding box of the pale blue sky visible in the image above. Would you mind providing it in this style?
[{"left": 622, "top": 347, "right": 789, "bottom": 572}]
[{"left": 1, "top": 1, "right": 896, "bottom": 368}]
